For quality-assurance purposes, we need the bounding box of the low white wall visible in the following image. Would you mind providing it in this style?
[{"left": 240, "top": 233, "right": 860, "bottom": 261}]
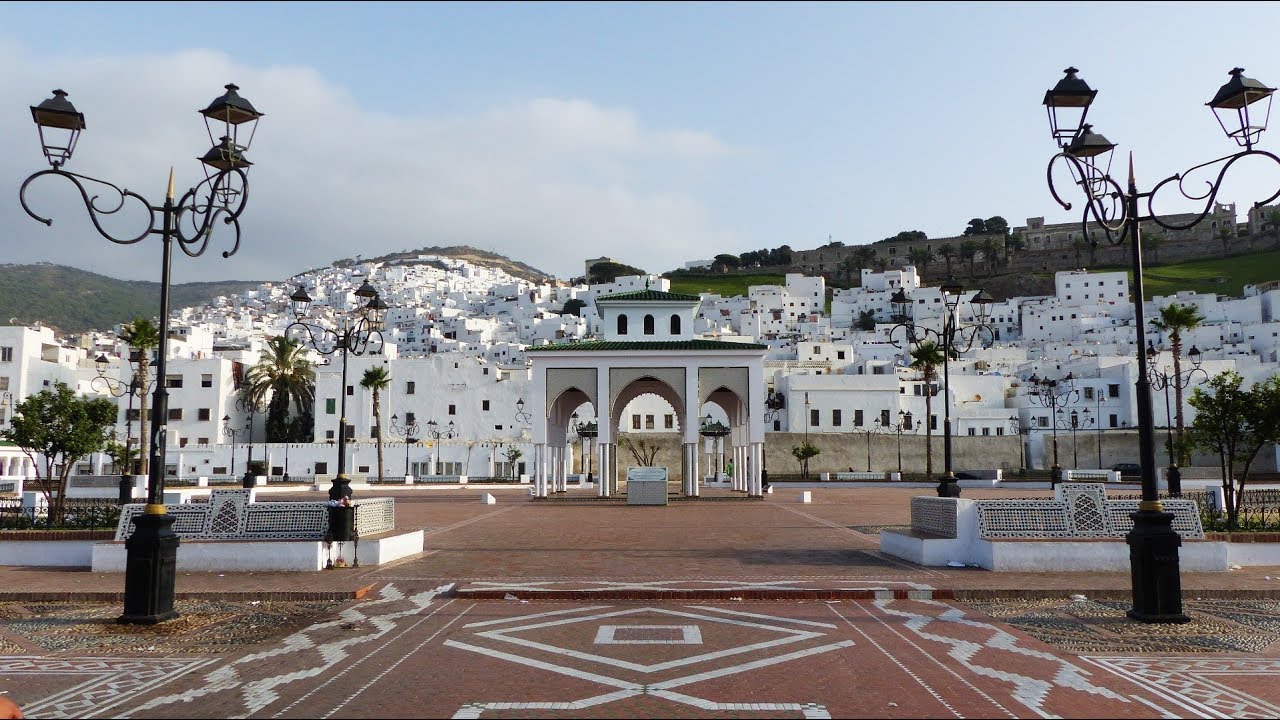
[
  {"left": 89, "top": 529, "right": 425, "bottom": 572},
  {"left": 0, "top": 541, "right": 95, "bottom": 567},
  {"left": 1226, "top": 542, "right": 1280, "bottom": 566},
  {"left": 974, "top": 539, "right": 1228, "bottom": 572}
]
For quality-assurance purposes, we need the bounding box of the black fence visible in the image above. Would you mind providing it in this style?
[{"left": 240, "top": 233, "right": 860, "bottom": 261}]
[{"left": 0, "top": 497, "right": 123, "bottom": 530}]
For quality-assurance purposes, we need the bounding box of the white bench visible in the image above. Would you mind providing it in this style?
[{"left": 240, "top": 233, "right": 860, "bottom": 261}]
[
  {"left": 1064, "top": 469, "right": 1121, "bottom": 483},
  {"left": 824, "top": 471, "right": 889, "bottom": 481}
]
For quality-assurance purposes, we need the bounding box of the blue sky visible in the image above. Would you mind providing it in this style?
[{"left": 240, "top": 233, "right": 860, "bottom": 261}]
[{"left": 4, "top": 2, "right": 1280, "bottom": 283}]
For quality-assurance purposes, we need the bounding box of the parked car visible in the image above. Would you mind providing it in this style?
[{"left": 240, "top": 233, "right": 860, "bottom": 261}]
[
  {"left": 1110, "top": 463, "right": 1142, "bottom": 478},
  {"left": 952, "top": 471, "right": 984, "bottom": 480}
]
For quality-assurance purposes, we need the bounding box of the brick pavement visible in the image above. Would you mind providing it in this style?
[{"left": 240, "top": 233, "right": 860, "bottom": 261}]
[{"left": 6, "top": 486, "right": 1280, "bottom": 717}]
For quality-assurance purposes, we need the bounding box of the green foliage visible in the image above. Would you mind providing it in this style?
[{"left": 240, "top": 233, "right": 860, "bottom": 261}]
[
  {"left": 791, "top": 441, "right": 820, "bottom": 477},
  {"left": 712, "top": 254, "right": 741, "bottom": 271},
  {"left": 245, "top": 336, "right": 316, "bottom": 442},
  {"left": 856, "top": 309, "right": 877, "bottom": 331},
  {"left": 2, "top": 383, "right": 117, "bottom": 523},
  {"left": 739, "top": 246, "right": 793, "bottom": 268},
  {"left": 0, "top": 263, "right": 263, "bottom": 334},
  {"left": 560, "top": 298, "right": 587, "bottom": 316},
  {"left": 963, "top": 218, "right": 986, "bottom": 236},
  {"left": 1189, "top": 371, "right": 1280, "bottom": 530},
  {"left": 884, "top": 230, "right": 927, "bottom": 243},
  {"left": 665, "top": 273, "right": 787, "bottom": 298},
  {"left": 361, "top": 366, "right": 392, "bottom": 483},
  {"left": 589, "top": 261, "right": 647, "bottom": 284},
  {"left": 1120, "top": 249, "right": 1280, "bottom": 299}
]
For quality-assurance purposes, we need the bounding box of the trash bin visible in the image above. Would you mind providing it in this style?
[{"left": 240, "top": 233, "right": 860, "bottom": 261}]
[{"left": 328, "top": 505, "right": 355, "bottom": 542}]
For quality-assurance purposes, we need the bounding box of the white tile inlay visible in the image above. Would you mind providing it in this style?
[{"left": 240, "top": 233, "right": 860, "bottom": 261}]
[{"left": 594, "top": 624, "right": 703, "bottom": 645}]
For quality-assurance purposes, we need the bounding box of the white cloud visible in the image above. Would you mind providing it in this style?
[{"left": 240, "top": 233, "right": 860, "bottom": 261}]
[{"left": 0, "top": 44, "right": 744, "bottom": 283}]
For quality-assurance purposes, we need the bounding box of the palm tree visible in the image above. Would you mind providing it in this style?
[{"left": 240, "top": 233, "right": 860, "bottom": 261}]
[
  {"left": 936, "top": 243, "right": 956, "bottom": 277},
  {"left": 1151, "top": 302, "right": 1206, "bottom": 464},
  {"left": 907, "top": 247, "right": 931, "bottom": 278},
  {"left": 872, "top": 256, "right": 889, "bottom": 272},
  {"left": 119, "top": 317, "right": 159, "bottom": 474},
  {"left": 1144, "top": 230, "right": 1164, "bottom": 265},
  {"left": 836, "top": 256, "right": 859, "bottom": 286},
  {"left": 1069, "top": 238, "right": 1088, "bottom": 267},
  {"left": 1264, "top": 208, "right": 1280, "bottom": 249},
  {"left": 360, "top": 366, "right": 392, "bottom": 483},
  {"left": 1217, "top": 225, "right": 1235, "bottom": 256},
  {"left": 909, "top": 341, "right": 945, "bottom": 480},
  {"left": 853, "top": 247, "right": 876, "bottom": 276},
  {"left": 959, "top": 240, "right": 978, "bottom": 277},
  {"left": 979, "top": 237, "right": 1002, "bottom": 276},
  {"left": 244, "top": 336, "right": 315, "bottom": 442}
]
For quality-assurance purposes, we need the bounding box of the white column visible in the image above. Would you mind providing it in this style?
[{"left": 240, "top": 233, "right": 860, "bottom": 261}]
[
  {"left": 691, "top": 443, "right": 701, "bottom": 496},
  {"left": 535, "top": 443, "right": 547, "bottom": 497},
  {"left": 750, "top": 442, "right": 763, "bottom": 496}
]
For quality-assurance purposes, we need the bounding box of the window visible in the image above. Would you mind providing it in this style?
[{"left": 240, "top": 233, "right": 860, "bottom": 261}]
[
  {"left": 1083, "top": 386, "right": 1094, "bottom": 400},
  {"left": 407, "top": 381, "right": 416, "bottom": 395},
  {"left": 664, "top": 414, "right": 674, "bottom": 429},
  {"left": 198, "top": 408, "right": 211, "bottom": 421},
  {"left": 643, "top": 314, "right": 655, "bottom": 335},
  {"left": 968, "top": 428, "right": 976, "bottom": 436},
  {"left": 482, "top": 400, "right": 489, "bottom": 411},
  {"left": 854, "top": 409, "right": 864, "bottom": 426},
  {"left": 315, "top": 462, "right": 328, "bottom": 475},
  {"left": 326, "top": 430, "right": 335, "bottom": 439},
  {"left": 645, "top": 414, "right": 655, "bottom": 430},
  {"left": 346, "top": 385, "right": 353, "bottom": 396},
  {"left": 326, "top": 398, "right": 336, "bottom": 414},
  {"left": 880, "top": 409, "right": 891, "bottom": 427},
  {"left": 617, "top": 314, "right": 628, "bottom": 335},
  {"left": 837, "top": 351, "right": 846, "bottom": 360},
  {"left": 996, "top": 427, "right": 1004, "bottom": 436},
  {"left": 1108, "top": 384, "right": 1120, "bottom": 398},
  {"left": 982, "top": 427, "right": 991, "bottom": 436},
  {"left": 168, "top": 408, "right": 183, "bottom": 421},
  {"left": 632, "top": 414, "right": 642, "bottom": 430},
  {"left": 1038, "top": 416, "right": 1049, "bottom": 428},
  {"left": 773, "top": 419, "right": 781, "bottom": 431},
  {"left": 179, "top": 438, "right": 188, "bottom": 448},
  {"left": 448, "top": 404, "right": 456, "bottom": 415},
  {"left": 812, "top": 346, "right": 821, "bottom": 355},
  {"left": 345, "top": 424, "right": 355, "bottom": 440},
  {"left": 166, "top": 375, "right": 183, "bottom": 388},
  {"left": 405, "top": 412, "right": 416, "bottom": 425},
  {"left": 930, "top": 415, "right": 938, "bottom": 430},
  {"left": 809, "top": 408, "right": 820, "bottom": 427},
  {"left": 670, "top": 314, "right": 681, "bottom": 334},
  {"left": 127, "top": 409, "right": 141, "bottom": 421},
  {"left": 1110, "top": 414, "right": 1118, "bottom": 428},
  {"left": 0, "top": 347, "right": 11, "bottom": 362},
  {"left": 832, "top": 409, "right": 842, "bottom": 426},
  {"left": 201, "top": 374, "right": 213, "bottom": 388}
]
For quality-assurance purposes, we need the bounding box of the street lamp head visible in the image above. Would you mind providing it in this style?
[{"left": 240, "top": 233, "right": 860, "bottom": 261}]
[
  {"left": 890, "top": 288, "right": 913, "bottom": 320},
  {"left": 969, "top": 289, "right": 996, "bottom": 322},
  {"left": 364, "top": 293, "right": 389, "bottom": 331},
  {"left": 95, "top": 353, "right": 110, "bottom": 371},
  {"left": 1043, "top": 67, "right": 1097, "bottom": 149},
  {"left": 354, "top": 280, "right": 377, "bottom": 300},
  {"left": 1207, "top": 67, "right": 1274, "bottom": 150},
  {"left": 940, "top": 276, "right": 964, "bottom": 296},
  {"left": 1188, "top": 345, "right": 1203, "bottom": 367},
  {"left": 30, "top": 89, "right": 86, "bottom": 168},
  {"left": 447, "top": 420, "right": 456, "bottom": 438},
  {"left": 199, "top": 83, "right": 263, "bottom": 155},
  {"left": 290, "top": 286, "right": 313, "bottom": 319}
]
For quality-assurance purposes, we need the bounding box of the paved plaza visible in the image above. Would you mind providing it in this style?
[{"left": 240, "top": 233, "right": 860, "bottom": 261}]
[{"left": 4, "top": 486, "right": 1280, "bottom": 718}]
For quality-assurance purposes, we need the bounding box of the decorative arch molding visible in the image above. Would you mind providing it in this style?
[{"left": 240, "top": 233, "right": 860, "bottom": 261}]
[
  {"left": 609, "top": 367, "right": 686, "bottom": 414},
  {"left": 698, "top": 366, "right": 749, "bottom": 411},
  {"left": 545, "top": 367, "right": 599, "bottom": 414}
]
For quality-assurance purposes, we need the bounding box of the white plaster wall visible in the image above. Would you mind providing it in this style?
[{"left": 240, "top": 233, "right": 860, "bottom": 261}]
[
  {"left": 0, "top": 541, "right": 95, "bottom": 567},
  {"left": 976, "top": 539, "right": 1227, "bottom": 572}
]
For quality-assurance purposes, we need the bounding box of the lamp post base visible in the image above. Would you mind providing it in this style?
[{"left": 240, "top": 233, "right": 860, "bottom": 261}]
[
  {"left": 241, "top": 472, "right": 256, "bottom": 489},
  {"left": 1126, "top": 508, "right": 1190, "bottom": 624},
  {"left": 118, "top": 475, "right": 133, "bottom": 505},
  {"left": 1051, "top": 464, "right": 1063, "bottom": 488},
  {"left": 329, "top": 476, "right": 353, "bottom": 501},
  {"left": 1167, "top": 465, "right": 1182, "bottom": 497},
  {"left": 936, "top": 475, "right": 961, "bottom": 498},
  {"left": 119, "top": 512, "right": 180, "bottom": 625}
]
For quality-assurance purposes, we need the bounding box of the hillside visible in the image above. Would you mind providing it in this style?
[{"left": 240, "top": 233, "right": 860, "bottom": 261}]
[
  {"left": 0, "top": 263, "right": 264, "bottom": 335},
  {"left": 329, "top": 245, "right": 554, "bottom": 284}
]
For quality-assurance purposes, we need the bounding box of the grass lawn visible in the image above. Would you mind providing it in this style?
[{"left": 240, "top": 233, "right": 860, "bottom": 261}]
[
  {"left": 666, "top": 273, "right": 787, "bottom": 297},
  {"left": 1091, "top": 249, "right": 1280, "bottom": 299}
]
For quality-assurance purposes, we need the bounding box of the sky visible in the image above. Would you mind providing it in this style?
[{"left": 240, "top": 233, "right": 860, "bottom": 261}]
[{"left": 4, "top": 1, "right": 1280, "bottom": 284}]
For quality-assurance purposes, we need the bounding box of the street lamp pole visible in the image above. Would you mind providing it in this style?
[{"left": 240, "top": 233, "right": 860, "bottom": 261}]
[
  {"left": 1042, "top": 65, "right": 1280, "bottom": 622},
  {"left": 1028, "top": 373, "right": 1081, "bottom": 485},
  {"left": 889, "top": 283, "right": 996, "bottom": 497},
  {"left": 425, "top": 419, "right": 456, "bottom": 476},
  {"left": 389, "top": 413, "right": 420, "bottom": 478},
  {"left": 20, "top": 84, "right": 264, "bottom": 624},
  {"left": 1147, "top": 342, "right": 1207, "bottom": 497},
  {"left": 286, "top": 283, "right": 389, "bottom": 500}
]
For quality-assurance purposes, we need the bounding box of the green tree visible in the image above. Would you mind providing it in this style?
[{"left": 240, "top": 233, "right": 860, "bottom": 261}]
[
  {"left": 561, "top": 298, "right": 587, "bottom": 316},
  {"left": 589, "top": 261, "right": 647, "bottom": 284},
  {"left": 984, "top": 216, "right": 1010, "bottom": 237},
  {"left": 245, "top": 336, "right": 316, "bottom": 442},
  {"left": 1217, "top": 225, "right": 1235, "bottom": 256},
  {"left": 852, "top": 247, "right": 876, "bottom": 277},
  {"left": 910, "top": 341, "right": 945, "bottom": 480},
  {"left": 118, "top": 317, "right": 159, "bottom": 475},
  {"left": 1264, "top": 208, "right": 1280, "bottom": 250},
  {"left": 959, "top": 240, "right": 978, "bottom": 277},
  {"left": 1069, "top": 238, "right": 1088, "bottom": 267},
  {"left": 712, "top": 254, "right": 741, "bottom": 273},
  {"left": 103, "top": 433, "right": 139, "bottom": 477},
  {"left": 1144, "top": 230, "right": 1164, "bottom": 265},
  {"left": 963, "top": 218, "right": 986, "bottom": 236},
  {"left": 936, "top": 243, "right": 956, "bottom": 277},
  {"left": 979, "top": 237, "right": 1002, "bottom": 276},
  {"left": 856, "top": 309, "right": 877, "bottom": 331},
  {"left": 837, "top": 256, "right": 859, "bottom": 286},
  {"left": 1189, "top": 372, "right": 1280, "bottom": 529},
  {"left": 791, "top": 441, "right": 820, "bottom": 478},
  {"left": 504, "top": 445, "right": 524, "bottom": 479},
  {"left": 1151, "top": 302, "right": 1205, "bottom": 463},
  {"left": 907, "top": 247, "right": 932, "bottom": 277},
  {"left": 3, "top": 383, "right": 116, "bottom": 524},
  {"left": 360, "top": 366, "right": 392, "bottom": 483}
]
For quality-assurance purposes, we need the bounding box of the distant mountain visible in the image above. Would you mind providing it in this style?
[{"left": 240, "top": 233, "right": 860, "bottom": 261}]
[{"left": 1, "top": 246, "right": 556, "bottom": 336}]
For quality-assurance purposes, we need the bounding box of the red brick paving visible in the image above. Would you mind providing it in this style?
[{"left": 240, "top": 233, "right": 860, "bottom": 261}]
[{"left": 5, "top": 485, "right": 1280, "bottom": 718}]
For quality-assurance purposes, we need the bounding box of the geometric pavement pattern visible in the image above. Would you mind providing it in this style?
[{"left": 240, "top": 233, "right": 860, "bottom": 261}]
[{"left": 9, "top": 586, "right": 1280, "bottom": 717}]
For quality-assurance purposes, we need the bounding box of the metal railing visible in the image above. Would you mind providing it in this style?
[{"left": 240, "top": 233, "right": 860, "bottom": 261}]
[{"left": 0, "top": 498, "right": 123, "bottom": 530}]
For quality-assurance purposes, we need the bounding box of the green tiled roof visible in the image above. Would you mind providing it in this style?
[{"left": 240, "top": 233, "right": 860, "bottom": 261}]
[
  {"left": 526, "top": 340, "right": 767, "bottom": 352},
  {"left": 595, "top": 289, "right": 702, "bottom": 303}
]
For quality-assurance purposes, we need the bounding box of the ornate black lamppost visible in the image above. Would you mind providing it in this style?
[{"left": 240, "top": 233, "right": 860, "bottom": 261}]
[
  {"left": 221, "top": 413, "right": 250, "bottom": 481},
  {"left": 888, "top": 281, "right": 996, "bottom": 497},
  {"left": 573, "top": 415, "right": 598, "bottom": 483},
  {"left": 700, "top": 413, "right": 731, "bottom": 480},
  {"left": 515, "top": 397, "right": 533, "bottom": 425},
  {"left": 1059, "top": 407, "right": 1095, "bottom": 470},
  {"left": 1042, "top": 65, "right": 1280, "bottom": 622},
  {"left": 1146, "top": 342, "right": 1208, "bottom": 496},
  {"left": 424, "top": 419, "right": 456, "bottom": 476},
  {"left": 1026, "top": 373, "right": 1081, "bottom": 486},
  {"left": 95, "top": 353, "right": 157, "bottom": 501},
  {"left": 856, "top": 419, "right": 890, "bottom": 472},
  {"left": 286, "top": 283, "right": 388, "bottom": 500},
  {"left": 388, "top": 412, "right": 420, "bottom": 478},
  {"left": 1008, "top": 416, "right": 1032, "bottom": 476},
  {"left": 234, "top": 395, "right": 264, "bottom": 488},
  {"left": 20, "top": 84, "right": 264, "bottom": 624},
  {"left": 896, "top": 410, "right": 921, "bottom": 476}
]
